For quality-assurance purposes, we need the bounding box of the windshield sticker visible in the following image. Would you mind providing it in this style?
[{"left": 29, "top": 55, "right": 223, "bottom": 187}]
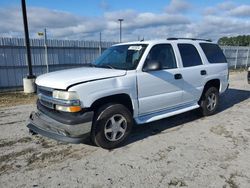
[{"left": 128, "top": 46, "right": 142, "bottom": 51}]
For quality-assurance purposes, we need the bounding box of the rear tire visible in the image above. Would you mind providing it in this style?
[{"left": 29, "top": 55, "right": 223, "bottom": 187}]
[
  {"left": 91, "top": 103, "right": 133, "bottom": 149},
  {"left": 200, "top": 87, "right": 219, "bottom": 116}
]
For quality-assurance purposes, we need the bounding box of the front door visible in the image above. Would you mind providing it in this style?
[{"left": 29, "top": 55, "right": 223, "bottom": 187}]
[{"left": 137, "top": 44, "right": 183, "bottom": 115}]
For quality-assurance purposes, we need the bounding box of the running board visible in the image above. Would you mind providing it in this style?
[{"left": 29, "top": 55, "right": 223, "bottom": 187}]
[{"left": 135, "top": 104, "right": 200, "bottom": 124}]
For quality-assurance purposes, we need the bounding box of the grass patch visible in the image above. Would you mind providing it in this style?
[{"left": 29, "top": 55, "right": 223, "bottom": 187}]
[{"left": 0, "top": 92, "right": 37, "bottom": 108}]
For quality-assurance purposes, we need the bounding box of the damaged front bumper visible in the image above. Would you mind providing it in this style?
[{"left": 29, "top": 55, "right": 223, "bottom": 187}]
[{"left": 27, "top": 110, "right": 94, "bottom": 144}]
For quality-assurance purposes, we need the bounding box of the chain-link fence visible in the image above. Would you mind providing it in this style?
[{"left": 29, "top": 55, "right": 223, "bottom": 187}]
[{"left": 220, "top": 46, "right": 250, "bottom": 69}]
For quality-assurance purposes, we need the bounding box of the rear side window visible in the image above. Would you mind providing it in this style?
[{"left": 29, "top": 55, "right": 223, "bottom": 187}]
[
  {"left": 178, "top": 44, "right": 202, "bottom": 67},
  {"left": 200, "top": 43, "right": 227, "bottom": 63}
]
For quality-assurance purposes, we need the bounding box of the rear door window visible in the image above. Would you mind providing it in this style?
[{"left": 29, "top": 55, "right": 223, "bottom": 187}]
[
  {"left": 178, "top": 44, "right": 203, "bottom": 67},
  {"left": 200, "top": 43, "right": 227, "bottom": 63}
]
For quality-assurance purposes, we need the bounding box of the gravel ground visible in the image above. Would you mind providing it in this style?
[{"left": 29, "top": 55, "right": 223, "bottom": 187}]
[{"left": 0, "top": 71, "right": 249, "bottom": 188}]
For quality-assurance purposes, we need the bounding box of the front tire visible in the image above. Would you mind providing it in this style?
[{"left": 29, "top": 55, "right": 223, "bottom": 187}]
[
  {"left": 91, "top": 104, "right": 133, "bottom": 149},
  {"left": 200, "top": 87, "right": 219, "bottom": 116}
]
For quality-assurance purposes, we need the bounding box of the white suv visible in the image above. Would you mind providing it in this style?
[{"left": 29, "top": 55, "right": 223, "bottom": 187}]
[{"left": 28, "top": 38, "right": 229, "bottom": 149}]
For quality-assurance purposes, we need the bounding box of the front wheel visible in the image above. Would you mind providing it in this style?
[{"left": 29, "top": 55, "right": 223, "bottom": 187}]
[
  {"left": 200, "top": 87, "right": 219, "bottom": 116},
  {"left": 91, "top": 104, "right": 133, "bottom": 149}
]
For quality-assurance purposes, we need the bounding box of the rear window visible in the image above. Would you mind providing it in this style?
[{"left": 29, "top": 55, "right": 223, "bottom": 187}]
[{"left": 200, "top": 43, "right": 227, "bottom": 63}]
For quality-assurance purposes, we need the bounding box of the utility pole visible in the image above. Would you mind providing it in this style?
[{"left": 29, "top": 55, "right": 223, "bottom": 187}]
[
  {"left": 118, "top": 19, "right": 124, "bottom": 43},
  {"left": 21, "top": 0, "right": 36, "bottom": 93},
  {"left": 21, "top": 0, "right": 34, "bottom": 78},
  {"left": 44, "top": 28, "right": 49, "bottom": 73}
]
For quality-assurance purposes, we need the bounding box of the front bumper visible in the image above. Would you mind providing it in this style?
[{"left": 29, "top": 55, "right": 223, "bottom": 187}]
[{"left": 28, "top": 110, "right": 94, "bottom": 144}]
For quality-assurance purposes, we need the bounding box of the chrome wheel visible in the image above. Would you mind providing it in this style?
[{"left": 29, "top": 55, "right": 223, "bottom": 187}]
[
  {"left": 207, "top": 93, "right": 217, "bottom": 111},
  {"left": 104, "top": 114, "right": 127, "bottom": 142}
]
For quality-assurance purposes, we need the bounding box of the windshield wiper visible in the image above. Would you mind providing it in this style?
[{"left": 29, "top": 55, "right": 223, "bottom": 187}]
[
  {"left": 104, "top": 65, "right": 114, "bottom": 69},
  {"left": 96, "top": 64, "right": 115, "bottom": 69},
  {"left": 84, "top": 62, "right": 115, "bottom": 69},
  {"left": 82, "top": 63, "right": 98, "bottom": 67}
]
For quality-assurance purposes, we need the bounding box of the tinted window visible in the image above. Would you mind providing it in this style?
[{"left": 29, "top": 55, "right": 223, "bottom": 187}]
[
  {"left": 200, "top": 43, "right": 227, "bottom": 63},
  {"left": 145, "top": 44, "right": 177, "bottom": 69},
  {"left": 178, "top": 44, "right": 202, "bottom": 67}
]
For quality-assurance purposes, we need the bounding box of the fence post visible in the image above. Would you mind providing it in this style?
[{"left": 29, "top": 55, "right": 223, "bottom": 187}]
[
  {"left": 246, "top": 45, "right": 250, "bottom": 69},
  {"left": 234, "top": 46, "right": 239, "bottom": 69},
  {"left": 99, "top": 32, "right": 102, "bottom": 56}
]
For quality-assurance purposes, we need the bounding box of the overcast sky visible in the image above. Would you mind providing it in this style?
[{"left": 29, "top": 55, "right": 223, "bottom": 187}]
[{"left": 0, "top": 0, "right": 250, "bottom": 42}]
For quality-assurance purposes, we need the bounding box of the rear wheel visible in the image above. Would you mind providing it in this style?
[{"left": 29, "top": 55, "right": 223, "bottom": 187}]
[
  {"left": 91, "top": 104, "right": 133, "bottom": 149},
  {"left": 200, "top": 87, "right": 219, "bottom": 116}
]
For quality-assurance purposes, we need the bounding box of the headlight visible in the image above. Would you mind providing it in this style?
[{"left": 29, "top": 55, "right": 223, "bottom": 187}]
[
  {"left": 52, "top": 90, "right": 82, "bottom": 112},
  {"left": 53, "top": 90, "right": 79, "bottom": 100}
]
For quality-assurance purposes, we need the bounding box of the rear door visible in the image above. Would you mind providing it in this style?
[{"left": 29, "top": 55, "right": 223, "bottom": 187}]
[
  {"left": 199, "top": 43, "right": 229, "bottom": 93},
  {"left": 177, "top": 43, "right": 205, "bottom": 104}
]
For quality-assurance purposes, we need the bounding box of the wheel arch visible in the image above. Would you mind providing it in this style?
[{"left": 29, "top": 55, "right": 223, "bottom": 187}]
[
  {"left": 198, "top": 79, "right": 220, "bottom": 104},
  {"left": 90, "top": 93, "right": 134, "bottom": 115}
]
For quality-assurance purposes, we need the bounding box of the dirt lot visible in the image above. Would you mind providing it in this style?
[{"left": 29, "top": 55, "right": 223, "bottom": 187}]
[{"left": 0, "top": 71, "right": 249, "bottom": 188}]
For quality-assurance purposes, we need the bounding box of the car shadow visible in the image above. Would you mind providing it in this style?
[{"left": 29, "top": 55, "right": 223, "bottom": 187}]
[
  {"left": 123, "top": 88, "right": 250, "bottom": 147},
  {"left": 218, "top": 88, "right": 250, "bottom": 112}
]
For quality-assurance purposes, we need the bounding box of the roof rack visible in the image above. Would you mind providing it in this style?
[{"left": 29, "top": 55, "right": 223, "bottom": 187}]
[{"left": 167, "top": 37, "right": 212, "bottom": 42}]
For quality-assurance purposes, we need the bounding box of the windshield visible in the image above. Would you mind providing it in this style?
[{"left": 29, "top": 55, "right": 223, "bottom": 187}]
[{"left": 93, "top": 44, "right": 148, "bottom": 70}]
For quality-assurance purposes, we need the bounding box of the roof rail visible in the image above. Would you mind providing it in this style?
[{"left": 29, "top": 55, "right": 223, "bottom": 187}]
[{"left": 167, "top": 37, "right": 212, "bottom": 42}]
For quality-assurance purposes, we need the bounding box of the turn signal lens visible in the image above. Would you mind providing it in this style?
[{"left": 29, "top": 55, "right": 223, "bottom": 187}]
[
  {"left": 68, "top": 106, "right": 82, "bottom": 112},
  {"left": 55, "top": 105, "right": 81, "bottom": 112}
]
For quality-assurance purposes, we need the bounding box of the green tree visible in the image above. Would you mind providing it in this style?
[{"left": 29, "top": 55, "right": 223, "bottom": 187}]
[{"left": 218, "top": 35, "right": 250, "bottom": 46}]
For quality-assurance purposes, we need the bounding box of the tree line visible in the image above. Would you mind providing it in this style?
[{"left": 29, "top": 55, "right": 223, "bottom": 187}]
[{"left": 218, "top": 35, "right": 250, "bottom": 46}]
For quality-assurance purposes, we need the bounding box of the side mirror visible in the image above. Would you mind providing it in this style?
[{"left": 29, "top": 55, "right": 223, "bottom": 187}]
[{"left": 143, "top": 60, "right": 162, "bottom": 72}]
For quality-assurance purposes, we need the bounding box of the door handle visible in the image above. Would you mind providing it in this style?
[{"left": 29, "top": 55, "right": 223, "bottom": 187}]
[
  {"left": 200, "top": 70, "right": 207, "bottom": 75},
  {"left": 174, "top": 73, "right": 182, "bottom": 80}
]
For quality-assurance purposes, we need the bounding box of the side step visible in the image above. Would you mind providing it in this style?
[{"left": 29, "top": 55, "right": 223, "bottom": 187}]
[{"left": 135, "top": 104, "right": 200, "bottom": 124}]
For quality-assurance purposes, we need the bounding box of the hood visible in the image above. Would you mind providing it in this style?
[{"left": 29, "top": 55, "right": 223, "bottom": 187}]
[{"left": 36, "top": 67, "right": 126, "bottom": 90}]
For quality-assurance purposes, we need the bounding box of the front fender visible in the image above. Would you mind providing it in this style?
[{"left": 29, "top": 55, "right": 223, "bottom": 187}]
[{"left": 68, "top": 75, "right": 139, "bottom": 117}]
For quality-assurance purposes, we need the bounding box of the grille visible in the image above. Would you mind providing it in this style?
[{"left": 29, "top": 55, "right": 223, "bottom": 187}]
[
  {"left": 37, "top": 86, "right": 53, "bottom": 97},
  {"left": 39, "top": 98, "right": 53, "bottom": 109},
  {"left": 37, "top": 86, "right": 54, "bottom": 109}
]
